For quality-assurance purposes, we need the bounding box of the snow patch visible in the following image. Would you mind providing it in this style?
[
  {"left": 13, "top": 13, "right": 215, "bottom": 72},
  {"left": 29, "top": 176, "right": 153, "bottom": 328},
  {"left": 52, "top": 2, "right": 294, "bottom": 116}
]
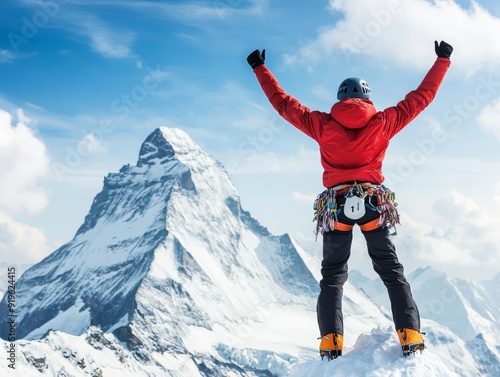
[
  {"left": 25, "top": 300, "right": 90, "bottom": 340},
  {"left": 290, "top": 326, "right": 461, "bottom": 377}
]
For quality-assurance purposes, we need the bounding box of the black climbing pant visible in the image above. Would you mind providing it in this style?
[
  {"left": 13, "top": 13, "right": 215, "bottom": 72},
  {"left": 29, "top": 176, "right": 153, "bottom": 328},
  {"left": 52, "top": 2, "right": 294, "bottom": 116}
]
[{"left": 316, "top": 195, "right": 420, "bottom": 336}]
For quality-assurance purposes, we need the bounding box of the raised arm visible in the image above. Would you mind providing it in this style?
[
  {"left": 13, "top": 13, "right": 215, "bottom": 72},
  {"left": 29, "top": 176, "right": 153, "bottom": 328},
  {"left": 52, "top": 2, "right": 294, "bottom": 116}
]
[
  {"left": 247, "top": 49, "right": 328, "bottom": 141},
  {"left": 382, "top": 41, "right": 453, "bottom": 139}
]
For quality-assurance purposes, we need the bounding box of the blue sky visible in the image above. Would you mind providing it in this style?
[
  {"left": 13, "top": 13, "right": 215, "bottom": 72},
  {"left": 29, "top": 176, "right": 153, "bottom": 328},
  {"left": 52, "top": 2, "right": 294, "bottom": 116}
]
[{"left": 1, "top": 0, "right": 500, "bottom": 280}]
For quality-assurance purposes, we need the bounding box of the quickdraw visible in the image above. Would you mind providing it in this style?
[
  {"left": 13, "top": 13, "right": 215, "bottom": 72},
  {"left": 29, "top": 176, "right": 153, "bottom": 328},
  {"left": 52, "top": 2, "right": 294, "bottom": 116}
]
[{"left": 313, "top": 182, "right": 400, "bottom": 239}]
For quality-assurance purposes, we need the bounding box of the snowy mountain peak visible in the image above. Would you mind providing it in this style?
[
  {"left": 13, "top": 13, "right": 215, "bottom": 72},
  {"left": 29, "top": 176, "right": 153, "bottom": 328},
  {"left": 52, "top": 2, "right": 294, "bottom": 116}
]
[
  {"left": 409, "top": 266, "right": 448, "bottom": 282},
  {"left": 137, "top": 127, "right": 200, "bottom": 166},
  {"left": 0, "top": 127, "right": 319, "bottom": 376}
]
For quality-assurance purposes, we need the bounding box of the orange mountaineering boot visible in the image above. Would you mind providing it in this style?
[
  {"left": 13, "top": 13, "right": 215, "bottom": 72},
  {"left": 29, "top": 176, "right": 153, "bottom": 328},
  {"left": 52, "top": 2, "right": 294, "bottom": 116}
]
[
  {"left": 397, "top": 328, "right": 425, "bottom": 356},
  {"left": 319, "top": 332, "right": 343, "bottom": 360}
]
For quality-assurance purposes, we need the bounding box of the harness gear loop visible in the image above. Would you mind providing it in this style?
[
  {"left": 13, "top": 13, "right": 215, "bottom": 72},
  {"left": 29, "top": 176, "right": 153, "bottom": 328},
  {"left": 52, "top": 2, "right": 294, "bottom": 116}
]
[{"left": 313, "top": 182, "right": 400, "bottom": 239}]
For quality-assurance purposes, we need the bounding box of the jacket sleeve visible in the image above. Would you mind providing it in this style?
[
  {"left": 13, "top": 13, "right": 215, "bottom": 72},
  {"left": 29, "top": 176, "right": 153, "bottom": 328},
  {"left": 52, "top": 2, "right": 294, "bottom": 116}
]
[
  {"left": 252, "top": 65, "right": 328, "bottom": 141},
  {"left": 382, "top": 57, "right": 451, "bottom": 139}
]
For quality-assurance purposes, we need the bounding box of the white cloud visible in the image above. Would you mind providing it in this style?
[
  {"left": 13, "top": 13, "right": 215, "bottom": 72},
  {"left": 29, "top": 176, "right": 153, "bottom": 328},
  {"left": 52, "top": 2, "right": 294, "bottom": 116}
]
[
  {"left": 0, "top": 211, "right": 52, "bottom": 265},
  {"left": 102, "top": 0, "right": 268, "bottom": 22},
  {"left": 0, "top": 108, "right": 50, "bottom": 214},
  {"left": 54, "top": 10, "right": 136, "bottom": 60},
  {"left": 0, "top": 49, "right": 17, "bottom": 63},
  {"left": 291, "top": 191, "right": 317, "bottom": 204},
  {"left": 288, "top": 0, "right": 500, "bottom": 74},
  {"left": 394, "top": 186, "right": 499, "bottom": 280},
  {"left": 477, "top": 97, "right": 500, "bottom": 141},
  {"left": 77, "top": 133, "right": 107, "bottom": 155},
  {"left": 84, "top": 18, "right": 135, "bottom": 59},
  {"left": 224, "top": 146, "right": 319, "bottom": 176},
  {"left": 433, "top": 188, "right": 488, "bottom": 226},
  {"left": 16, "top": 108, "right": 36, "bottom": 127}
]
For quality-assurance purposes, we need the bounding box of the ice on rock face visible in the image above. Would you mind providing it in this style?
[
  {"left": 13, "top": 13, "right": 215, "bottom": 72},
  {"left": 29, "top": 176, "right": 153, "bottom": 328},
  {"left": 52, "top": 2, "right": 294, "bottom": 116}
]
[{"left": 139, "top": 130, "right": 174, "bottom": 161}]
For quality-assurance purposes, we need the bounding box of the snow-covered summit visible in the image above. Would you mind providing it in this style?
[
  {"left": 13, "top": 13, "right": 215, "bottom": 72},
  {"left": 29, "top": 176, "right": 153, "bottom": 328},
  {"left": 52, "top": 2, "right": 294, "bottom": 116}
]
[
  {"left": 137, "top": 127, "right": 208, "bottom": 166},
  {"left": 0, "top": 127, "right": 320, "bottom": 375}
]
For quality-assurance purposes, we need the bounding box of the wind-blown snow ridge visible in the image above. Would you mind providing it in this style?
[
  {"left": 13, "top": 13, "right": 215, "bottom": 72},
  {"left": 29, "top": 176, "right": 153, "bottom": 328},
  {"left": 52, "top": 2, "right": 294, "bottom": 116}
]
[{"left": 290, "top": 326, "right": 461, "bottom": 377}]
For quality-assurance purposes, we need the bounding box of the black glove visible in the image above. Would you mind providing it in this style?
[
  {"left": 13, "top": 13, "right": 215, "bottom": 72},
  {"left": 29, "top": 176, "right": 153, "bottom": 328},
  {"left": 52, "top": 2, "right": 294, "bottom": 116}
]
[
  {"left": 247, "top": 49, "right": 266, "bottom": 69},
  {"left": 434, "top": 40, "right": 453, "bottom": 59}
]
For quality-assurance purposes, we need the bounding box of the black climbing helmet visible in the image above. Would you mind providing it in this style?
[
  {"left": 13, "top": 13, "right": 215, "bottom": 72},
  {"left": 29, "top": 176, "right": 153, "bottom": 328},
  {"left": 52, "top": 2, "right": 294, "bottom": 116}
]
[{"left": 337, "top": 77, "right": 371, "bottom": 100}]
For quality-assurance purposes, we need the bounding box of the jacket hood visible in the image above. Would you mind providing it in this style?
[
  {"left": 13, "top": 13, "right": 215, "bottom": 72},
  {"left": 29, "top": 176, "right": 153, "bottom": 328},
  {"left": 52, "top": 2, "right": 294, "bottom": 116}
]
[{"left": 330, "top": 98, "right": 377, "bottom": 129}]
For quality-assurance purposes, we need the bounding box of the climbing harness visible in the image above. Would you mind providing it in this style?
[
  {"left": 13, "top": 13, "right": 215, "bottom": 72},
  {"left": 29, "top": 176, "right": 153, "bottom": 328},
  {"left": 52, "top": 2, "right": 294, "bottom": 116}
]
[{"left": 313, "top": 182, "right": 400, "bottom": 239}]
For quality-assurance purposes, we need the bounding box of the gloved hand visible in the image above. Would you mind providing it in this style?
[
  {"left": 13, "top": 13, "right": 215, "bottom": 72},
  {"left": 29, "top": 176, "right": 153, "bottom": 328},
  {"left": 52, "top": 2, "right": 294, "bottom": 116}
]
[
  {"left": 247, "top": 49, "right": 266, "bottom": 69},
  {"left": 434, "top": 40, "right": 453, "bottom": 59}
]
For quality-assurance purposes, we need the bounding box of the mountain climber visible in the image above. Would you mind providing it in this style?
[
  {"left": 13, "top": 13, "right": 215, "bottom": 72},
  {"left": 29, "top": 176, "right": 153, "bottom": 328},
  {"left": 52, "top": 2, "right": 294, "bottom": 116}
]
[{"left": 247, "top": 40, "right": 453, "bottom": 358}]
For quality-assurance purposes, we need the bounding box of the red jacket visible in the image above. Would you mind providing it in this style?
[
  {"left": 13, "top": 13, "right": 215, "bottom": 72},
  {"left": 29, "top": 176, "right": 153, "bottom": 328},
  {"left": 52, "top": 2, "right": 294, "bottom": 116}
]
[{"left": 253, "top": 58, "right": 451, "bottom": 188}]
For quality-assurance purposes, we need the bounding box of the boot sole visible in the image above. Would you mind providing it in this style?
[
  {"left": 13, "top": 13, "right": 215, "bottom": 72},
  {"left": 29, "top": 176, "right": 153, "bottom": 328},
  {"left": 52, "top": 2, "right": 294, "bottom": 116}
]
[
  {"left": 402, "top": 343, "right": 425, "bottom": 356},
  {"left": 320, "top": 349, "right": 342, "bottom": 360}
]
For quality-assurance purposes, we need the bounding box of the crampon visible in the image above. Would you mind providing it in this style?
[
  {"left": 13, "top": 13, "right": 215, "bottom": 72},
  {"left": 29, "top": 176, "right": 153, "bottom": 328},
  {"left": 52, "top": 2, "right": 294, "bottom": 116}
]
[
  {"left": 402, "top": 343, "right": 425, "bottom": 356},
  {"left": 398, "top": 328, "right": 425, "bottom": 357},
  {"left": 319, "top": 333, "right": 343, "bottom": 360}
]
